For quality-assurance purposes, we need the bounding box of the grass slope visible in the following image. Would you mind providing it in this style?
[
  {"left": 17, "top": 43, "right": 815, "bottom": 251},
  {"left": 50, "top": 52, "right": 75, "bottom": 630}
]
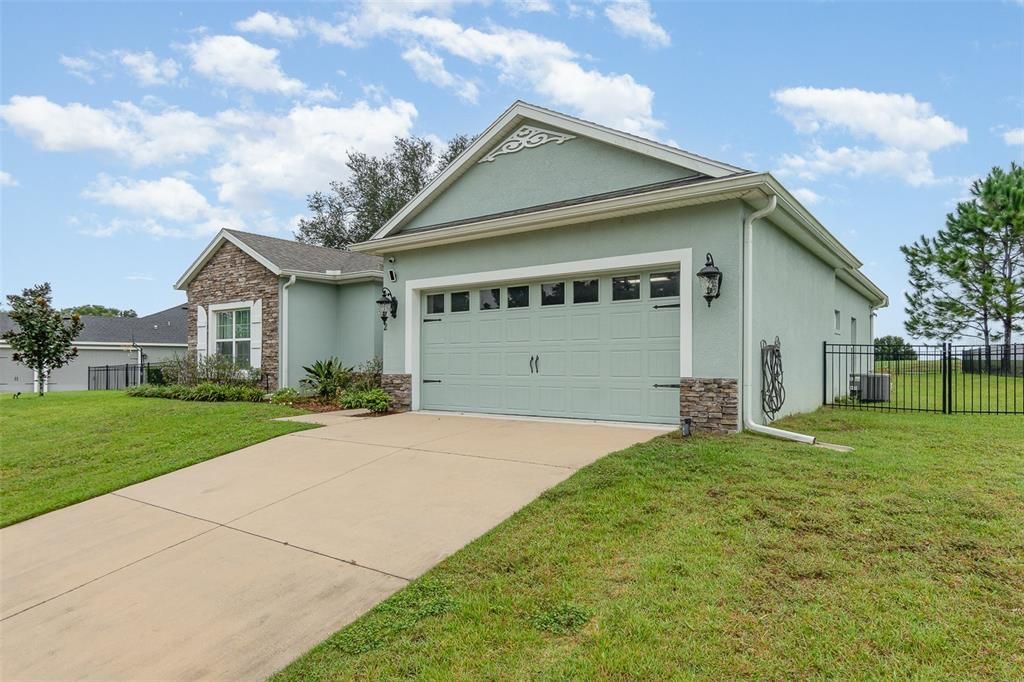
[
  {"left": 0, "top": 391, "right": 312, "bottom": 527},
  {"left": 276, "top": 410, "right": 1023, "bottom": 680}
]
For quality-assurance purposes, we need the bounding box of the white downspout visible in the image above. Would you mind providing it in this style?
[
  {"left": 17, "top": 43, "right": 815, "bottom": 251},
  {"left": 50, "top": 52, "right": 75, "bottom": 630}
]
[
  {"left": 742, "top": 194, "right": 816, "bottom": 444},
  {"left": 280, "top": 275, "right": 297, "bottom": 388}
]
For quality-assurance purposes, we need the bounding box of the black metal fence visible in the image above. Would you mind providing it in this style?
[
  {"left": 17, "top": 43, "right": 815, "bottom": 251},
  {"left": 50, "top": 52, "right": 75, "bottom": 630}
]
[
  {"left": 823, "top": 342, "right": 1023, "bottom": 415},
  {"left": 88, "top": 363, "right": 163, "bottom": 391}
]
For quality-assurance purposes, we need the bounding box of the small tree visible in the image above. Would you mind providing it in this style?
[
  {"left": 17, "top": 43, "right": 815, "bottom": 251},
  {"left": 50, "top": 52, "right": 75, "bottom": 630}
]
[
  {"left": 296, "top": 134, "right": 476, "bottom": 248},
  {"left": 2, "top": 283, "right": 84, "bottom": 396},
  {"left": 874, "top": 335, "right": 918, "bottom": 361}
]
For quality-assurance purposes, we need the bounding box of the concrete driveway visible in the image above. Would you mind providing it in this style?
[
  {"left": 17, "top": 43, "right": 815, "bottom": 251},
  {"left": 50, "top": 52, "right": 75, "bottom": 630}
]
[{"left": 0, "top": 411, "right": 667, "bottom": 681}]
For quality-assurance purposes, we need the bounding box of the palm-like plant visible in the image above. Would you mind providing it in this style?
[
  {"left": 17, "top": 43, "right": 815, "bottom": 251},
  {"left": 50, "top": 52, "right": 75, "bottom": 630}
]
[{"left": 300, "top": 357, "right": 352, "bottom": 400}]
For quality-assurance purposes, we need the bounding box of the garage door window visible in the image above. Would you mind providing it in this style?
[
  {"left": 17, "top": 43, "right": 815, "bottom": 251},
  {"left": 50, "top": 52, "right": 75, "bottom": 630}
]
[
  {"left": 507, "top": 285, "right": 530, "bottom": 308},
  {"left": 214, "top": 309, "right": 251, "bottom": 367},
  {"left": 451, "top": 291, "right": 470, "bottom": 312},
  {"left": 426, "top": 293, "right": 445, "bottom": 314},
  {"left": 650, "top": 271, "right": 680, "bottom": 298},
  {"left": 612, "top": 275, "right": 641, "bottom": 301},
  {"left": 573, "top": 279, "right": 599, "bottom": 304},
  {"left": 480, "top": 288, "right": 501, "bottom": 310},
  {"left": 541, "top": 282, "right": 565, "bottom": 305}
]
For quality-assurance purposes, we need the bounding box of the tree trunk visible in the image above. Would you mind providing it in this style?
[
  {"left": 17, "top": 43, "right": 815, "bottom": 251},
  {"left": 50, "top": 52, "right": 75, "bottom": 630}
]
[
  {"left": 1003, "top": 318, "right": 1013, "bottom": 375},
  {"left": 36, "top": 363, "right": 46, "bottom": 396}
]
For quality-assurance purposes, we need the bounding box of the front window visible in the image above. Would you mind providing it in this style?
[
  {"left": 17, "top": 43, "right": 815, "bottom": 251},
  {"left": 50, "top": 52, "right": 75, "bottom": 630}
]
[
  {"left": 650, "top": 271, "right": 680, "bottom": 298},
  {"left": 215, "top": 309, "right": 251, "bottom": 367}
]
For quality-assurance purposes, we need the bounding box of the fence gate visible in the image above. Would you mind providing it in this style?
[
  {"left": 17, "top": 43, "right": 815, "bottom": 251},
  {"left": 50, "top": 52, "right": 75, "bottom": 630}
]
[{"left": 823, "top": 342, "right": 1023, "bottom": 415}]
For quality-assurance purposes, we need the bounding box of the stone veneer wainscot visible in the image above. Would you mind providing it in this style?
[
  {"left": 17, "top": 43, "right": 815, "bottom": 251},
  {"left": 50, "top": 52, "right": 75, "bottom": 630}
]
[
  {"left": 679, "top": 377, "right": 739, "bottom": 434},
  {"left": 186, "top": 241, "right": 281, "bottom": 389},
  {"left": 382, "top": 373, "right": 412, "bottom": 411}
]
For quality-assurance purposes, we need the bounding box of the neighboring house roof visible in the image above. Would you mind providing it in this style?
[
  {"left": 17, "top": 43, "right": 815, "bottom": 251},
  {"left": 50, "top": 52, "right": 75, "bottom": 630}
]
[
  {"left": 0, "top": 304, "right": 187, "bottom": 346},
  {"left": 370, "top": 100, "right": 748, "bottom": 241},
  {"left": 175, "top": 229, "right": 383, "bottom": 290}
]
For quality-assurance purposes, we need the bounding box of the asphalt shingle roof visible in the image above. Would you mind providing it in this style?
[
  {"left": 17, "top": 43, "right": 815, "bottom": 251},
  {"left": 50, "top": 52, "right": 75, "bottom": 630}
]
[
  {"left": 225, "top": 230, "right": 383, "bottom": 275},
  {"left": 0, "top": 304, "right": 187, "bottom": 345}
]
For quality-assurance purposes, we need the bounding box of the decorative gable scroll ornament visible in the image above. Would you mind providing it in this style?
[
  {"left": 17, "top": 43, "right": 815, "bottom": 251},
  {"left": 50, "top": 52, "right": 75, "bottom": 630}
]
[{"left": 478, "top": 125, "right": 576, "bottom": 163}]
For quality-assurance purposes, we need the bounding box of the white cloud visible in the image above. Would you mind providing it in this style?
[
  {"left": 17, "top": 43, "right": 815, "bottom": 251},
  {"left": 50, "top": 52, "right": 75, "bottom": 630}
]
[
  {"left": 117, "top": 51, "right": 180, "bottom": 86},
  {"left": 402, "top": 46, "right": 478, "bottom": 103},
  {"left": 1003, "top": 127, "right": 1024, "bottom": 145},
  {"left": 0, "top": 171, "right": 17, "bottom": 187},
  {"left": 184, "top": 35, "right": 305, "bottom": 94},
  {"left": 772, "top": 87, "right": 967, "bottom": 185},
  {"left": 83, "top": 174, "right": 213, "bottom": 221},
  {"left": 210, "top": 99, "right": 418, "bottom": 207},
  {"left": 124, "top": 273, "right": 155, "bottom": 281},
  {"left": 235, "top": 11, "right": 302, "bottom": 39},
  {"left": 604, "top": 0, "right": 670, "bottom": 47},
  {"left": 505, "top": 0, "right": 554, "bottom": 13},
  {"left": 316, "top": 3, "right": 662, "bottom": 136},
  {"left": 59, "top": 54, "right": 100, "bottom": 83},
  {"left": 81, "top": 174, "right": 242, "bottom": 237},
  {"left": 0, "top": 95, "right": 220, "bottom": 165},
  {"left": 792, "top": 187, "right": 823, "bottom": 205}
]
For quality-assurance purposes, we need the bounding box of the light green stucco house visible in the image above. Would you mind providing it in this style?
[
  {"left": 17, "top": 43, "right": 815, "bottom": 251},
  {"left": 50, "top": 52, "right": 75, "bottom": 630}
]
[{"left": 178, "top": 101, "right": 886, "bottom": 434}]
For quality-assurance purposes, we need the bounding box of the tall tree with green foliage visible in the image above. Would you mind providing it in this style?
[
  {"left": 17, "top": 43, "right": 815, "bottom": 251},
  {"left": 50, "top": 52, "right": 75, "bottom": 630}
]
[
  {"left": 295, "top": 134, "right": 475, "bottom": 249},
  {"left": 874, "top": 335, "right": 918, "bottom": 361},
  {"left": 61, "top": 304, "right": 137, "bottom": 318},
  {"left": 902, "top": 163, "right": 1024, "bottom": 364},
  {"left": 3, "top": 283, "right": 84, "bottom": 395}
]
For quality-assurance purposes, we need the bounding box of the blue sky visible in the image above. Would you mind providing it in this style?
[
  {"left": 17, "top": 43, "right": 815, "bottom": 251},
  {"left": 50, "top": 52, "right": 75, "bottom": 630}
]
[{"left": 1, "top": 0, "right": 1022, "bottom": 338}]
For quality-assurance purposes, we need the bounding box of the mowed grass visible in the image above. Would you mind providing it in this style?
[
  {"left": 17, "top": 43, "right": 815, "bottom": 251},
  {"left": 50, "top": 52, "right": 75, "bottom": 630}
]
[
  {"left": 0, "top": 391, "right": 313, "bottom": 527},
  {"left": 276, "top": 410, "right": 1024, "bottom": 680}
]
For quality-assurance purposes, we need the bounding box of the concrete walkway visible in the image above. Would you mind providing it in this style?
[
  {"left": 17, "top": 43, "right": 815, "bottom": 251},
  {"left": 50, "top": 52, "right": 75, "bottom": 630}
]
[{"left": 0, "top": 412, "right": 667, "bottom": 681}]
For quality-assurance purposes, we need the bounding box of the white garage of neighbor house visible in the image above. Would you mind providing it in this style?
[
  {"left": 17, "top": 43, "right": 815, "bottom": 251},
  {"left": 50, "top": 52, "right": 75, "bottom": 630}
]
[
  {"left": 0, "top": 306, "right": 187, "bottom": 393},
  {"left": 179, "top": 101, "right": 886, "bottom": 433}
]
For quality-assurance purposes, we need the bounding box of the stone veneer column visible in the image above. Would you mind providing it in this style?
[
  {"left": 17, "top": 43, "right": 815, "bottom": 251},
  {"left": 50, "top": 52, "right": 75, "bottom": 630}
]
[
  {"left": 679, "top": 378, "right": 739, "bottom": 434},
  {"left": 382, "top": 373, "right": 412, "bottom": 411}
]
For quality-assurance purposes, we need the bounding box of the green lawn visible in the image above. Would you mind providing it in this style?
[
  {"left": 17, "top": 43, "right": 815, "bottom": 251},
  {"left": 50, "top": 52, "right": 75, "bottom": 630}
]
[
  {"left": 276, "top": 410, "right": 1024, "bottom": 680},
  {"left": 0, "top": 391, "right": 313, "bottom": 527}
]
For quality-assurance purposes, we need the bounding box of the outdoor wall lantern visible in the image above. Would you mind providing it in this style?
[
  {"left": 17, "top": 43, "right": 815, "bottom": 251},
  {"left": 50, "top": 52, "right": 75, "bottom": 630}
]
[
  {"left": 377, "top": 287, "right": 398, "bottom": 329},
  {"left": 696, "top": 252, "right": 723, "bottom": 307}
]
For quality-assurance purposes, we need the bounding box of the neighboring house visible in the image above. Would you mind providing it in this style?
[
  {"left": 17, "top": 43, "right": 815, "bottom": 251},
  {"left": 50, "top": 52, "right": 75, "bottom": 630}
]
[
  {"left": 174, "top": 229, "right": 384, "bottom": 390},
  {"left": 0, "top": 305, "right": 187, "bottom": 392},
  {"left": 177, "top": 101, "right": 886, "bottom": 432}
]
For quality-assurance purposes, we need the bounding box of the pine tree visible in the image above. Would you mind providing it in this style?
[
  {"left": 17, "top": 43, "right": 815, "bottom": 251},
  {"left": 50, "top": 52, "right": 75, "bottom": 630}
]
[{"left": 902, "top": 163, "right": 1024, "bottom": 369}]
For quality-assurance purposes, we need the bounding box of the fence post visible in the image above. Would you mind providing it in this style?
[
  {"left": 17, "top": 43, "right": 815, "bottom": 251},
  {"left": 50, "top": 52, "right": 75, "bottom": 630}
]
[
  {"left": 822, "top": 341, "right": 827, "bottom": 406},
  {"left": 941, "top": 343, "right": 949, "bottom": 414}
]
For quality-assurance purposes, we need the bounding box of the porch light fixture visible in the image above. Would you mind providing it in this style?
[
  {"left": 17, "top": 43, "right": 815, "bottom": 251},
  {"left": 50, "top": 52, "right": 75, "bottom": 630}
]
[
  {"left": 377, "top": 287, "right": 398, "bottom": 329},
  {"left": 696, "top": 252, "right": 723, "bottom": 307}
]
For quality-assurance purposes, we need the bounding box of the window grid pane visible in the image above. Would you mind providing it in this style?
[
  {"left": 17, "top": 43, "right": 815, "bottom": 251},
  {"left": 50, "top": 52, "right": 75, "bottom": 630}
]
[
  {"left": 235, "top": 340, "right": 251, "bottom": 366},
  {"left": 507, "top": 285, "right": 530, "bottom": 308},
  {"left": 215, "top": 341, "right": 233, "bottom": 358},
  {"left": 649, "top": 271, "right": 680, "bottom": 298},
  {"left": 479, "top": 288, "right": 501, "bottom": 310},
  {"left": 451, "top": 291, "right": 470, "bottom": 312},
  {"left": 612, "top": 275, "right": 641, "bottom": 301},
  {"left": 234, "top": 309, "right": 251, "bottom": 339},
  {"left": 216, "top": 312, "right": 233, "bottom": 340},
  {"left": 541, "top": 282, "right": 565, "bottom": 306},
  {"left": 427, "top": 294, "right": 445, "bottom": 314},
  {"left": 573, "top": 279, "right": 599, "bottom": 304}
]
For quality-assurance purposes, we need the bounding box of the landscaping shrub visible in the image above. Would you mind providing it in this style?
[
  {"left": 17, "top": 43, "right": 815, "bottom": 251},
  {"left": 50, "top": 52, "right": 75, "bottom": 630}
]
[
  {"left": 350, "top": 357, "right": 383, "bottom": 392},
  {"left": 271, "top": 387, "right": 300, "bottom": 404},
  {"left": 300, "top": 358, "right": 352, "bottom": 400},
  {"left": 339, "top": 388, "right": 392, "bottom": 413},
  {"left": 161, "top": 353, "right": 266, "bottom": 388},
  {"left": 127, "top": 383, "right": 264, "bottom": 402}
]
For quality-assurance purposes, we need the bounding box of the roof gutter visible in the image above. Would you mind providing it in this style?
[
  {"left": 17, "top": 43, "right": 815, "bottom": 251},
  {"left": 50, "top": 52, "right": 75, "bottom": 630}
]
[
  {"left": 279, "top": 268, "right": 384, "bottom": 283},
  {"left": 741, "top": 195, "right": 816, "bottom": 445}
]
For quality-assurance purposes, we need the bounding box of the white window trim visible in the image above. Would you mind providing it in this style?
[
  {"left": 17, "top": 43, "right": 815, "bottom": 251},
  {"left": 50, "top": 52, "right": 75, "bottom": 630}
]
[
  {"left": 404, "top": 249, "right": 693, "bottom": 411},
  {"left": 208, "top": 300, "right": 260, "bottom": 368}
]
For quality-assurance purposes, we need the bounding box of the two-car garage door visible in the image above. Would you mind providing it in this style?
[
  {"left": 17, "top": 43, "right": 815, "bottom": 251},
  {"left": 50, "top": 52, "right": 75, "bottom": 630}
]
[{"left": 419, "top": 268, "right": 682, "bottom": 424}]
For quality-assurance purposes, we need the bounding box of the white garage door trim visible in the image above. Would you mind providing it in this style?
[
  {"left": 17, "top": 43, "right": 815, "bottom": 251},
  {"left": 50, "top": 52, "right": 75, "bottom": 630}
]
[{"left": 404, "top": 249, "right": 693, "bottom": 411}]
